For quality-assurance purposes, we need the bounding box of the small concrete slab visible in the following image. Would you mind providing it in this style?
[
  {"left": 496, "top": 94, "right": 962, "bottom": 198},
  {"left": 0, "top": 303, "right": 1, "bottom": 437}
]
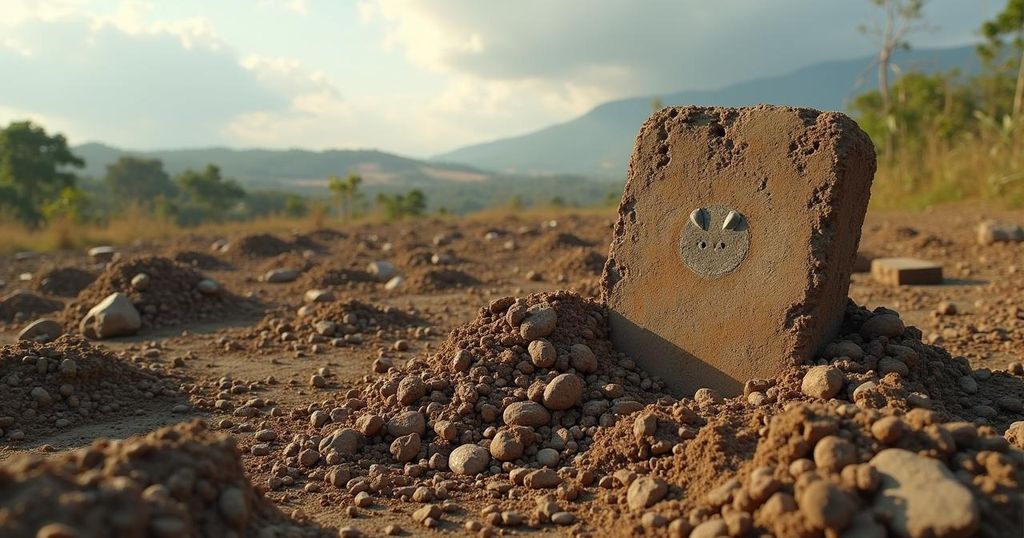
[{"left": 871, "top": 257, "right": 943, "bottom": 286}]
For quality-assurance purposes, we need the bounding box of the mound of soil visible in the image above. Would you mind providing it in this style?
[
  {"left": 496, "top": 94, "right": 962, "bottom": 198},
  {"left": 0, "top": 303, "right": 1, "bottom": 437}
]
[
  {"left": 551, "top": 248, "right": 606, "bottom": 279},
  {"left": 0, "top": 420, "right": 329, "bottom": 537},
  {"left": 32, "top": 267, "right": 96, "bottom": 297},
  {"left": 0, "top": 290, "right": 63, "bottom": 323},
  {"left": 62, "top": 256, "right": 252, "bottom": 331},
  {"left": 529, "top": 232, "right": 596, "bottom": 254},
  {"left": 172, "top": 250, "right": 233, "bottom": 270},
  {"left": 0, "top": 335, "right": 182, "bottom": 444},
  {"left": 231, "top": 233, "right": 296, "bottom": 258},
  {"left": 234, "top": 299, "right": 428, "bottom": 352},
  {"left": 226, "top": 291, "right": 1022, "bottom": 537},
  {"left": 404, "top": 268, "right": 481, "bottom": 292},
  {"left": 302, "top": 266, "right": 378, "bottom": 290}
]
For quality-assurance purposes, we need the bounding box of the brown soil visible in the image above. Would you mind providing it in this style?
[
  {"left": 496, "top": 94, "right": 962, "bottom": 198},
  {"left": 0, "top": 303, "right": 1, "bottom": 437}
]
[{"left": 32, "top": 266, "right": 96, "bottom": 297}]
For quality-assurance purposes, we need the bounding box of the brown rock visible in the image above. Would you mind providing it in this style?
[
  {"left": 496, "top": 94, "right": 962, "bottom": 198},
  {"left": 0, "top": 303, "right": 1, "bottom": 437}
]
[
  {"left": 503, "top": 401, "right": 550, "bottom": 427},
  {"left": 626, "top": 476, "right": 668, "bottom": 510},
  {"left": 604, "top": 105, "right": 875, "bottom": 396},
  {"left": 801, "top": 365, "right": 844, "bottom": 399},
  {"left": 449, "top": 444, "right": 490, "bottom": 475},
  {"left": 798, "top": 480, "right": 855, "bottom": 531},
  {"left": 542, "top": 373, "right": 583, "bottom": 410}
]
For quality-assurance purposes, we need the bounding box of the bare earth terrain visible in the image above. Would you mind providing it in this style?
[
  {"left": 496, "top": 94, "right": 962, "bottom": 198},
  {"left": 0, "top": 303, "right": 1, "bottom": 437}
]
[{"left": 0, "top": 203, "right": 1021, "bottom": 537}]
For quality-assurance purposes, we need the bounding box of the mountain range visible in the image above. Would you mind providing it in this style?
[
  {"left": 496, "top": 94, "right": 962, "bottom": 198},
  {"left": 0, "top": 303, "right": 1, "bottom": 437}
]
[{"left": 434, "top": 45, "right": 980, "bottom": 178}]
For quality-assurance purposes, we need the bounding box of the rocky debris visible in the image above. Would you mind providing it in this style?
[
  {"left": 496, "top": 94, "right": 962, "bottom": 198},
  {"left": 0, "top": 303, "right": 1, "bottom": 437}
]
[
  {"left": 976, "top": 220, "right": 1024, "bottom": 245},
  {"left": 0, "top": 336, "right": 184, "bottom": 443},
  {"left": 32, "top": 267, "right": 96, "bottom": 297},
  {"left": 63, "top": 256, "right": 251, "bottom": 332},
  {"left": 0, "top": 290, "right": 63, "bottom": 323},
  {"left": 79, "top": 292, "right": 142, "bottom": 339},
  {"left": 0, "top": 420, "right": 329, "bottom": 537},
  {"left": 18, "top": 318, "right": 63, "bottom": 343}
]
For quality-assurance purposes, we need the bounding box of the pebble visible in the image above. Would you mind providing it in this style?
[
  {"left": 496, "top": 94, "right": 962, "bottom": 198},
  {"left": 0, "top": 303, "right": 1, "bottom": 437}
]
[
  {"left": 860, "top": 313, "right": 905, "bottom": 339},
  {"left": 813, "top": 435, "right": 857, "bottom": 472},
  {"left": 626, "top": 476, "right": 668, "bottom": 510},
  {"left": 503, "top": 401, "right": 550, "bottom": 427},
  {"left": 390, "top": 433, "right": 421, "bottom": 463},
  {"left": 520, "top": 306, "right": 557, "bottom": 339},
  {"left": 798, "top": 480, "right": 855, "bottom": 531},
  {"left": 449, "top": 444, "right": 490, "bottom": 475},
  {"left": 528, "top": 339, "right": 556, "bottom": 368},
  {"left": 536, "top": 447, "right": 559, "bottom": 467},
  {"left": 551, "top": 512, "right": 575, "bottom": 525},
  {"left": 569, "top": 343, "right": 597, "bottom": 373},
  {"left": 489, "top": 430, "right": 524, "bottom": 461},
  {"left": 523, "top": 468, "right": 561, "bottom": 489}
]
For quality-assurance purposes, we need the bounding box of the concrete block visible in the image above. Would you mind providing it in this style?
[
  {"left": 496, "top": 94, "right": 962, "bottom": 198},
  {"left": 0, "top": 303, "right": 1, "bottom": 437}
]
[
  {"left": 871, "top": 258, "right": 943, "bottom": 286},
  {"left": 602, "top": 105, "right": 876, "bottom": 397}
]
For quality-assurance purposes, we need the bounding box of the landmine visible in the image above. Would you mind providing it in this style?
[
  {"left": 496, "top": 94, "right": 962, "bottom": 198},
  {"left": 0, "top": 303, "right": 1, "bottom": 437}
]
[{"left": 603, "top": 105, "right": 875, "bottom": 396}]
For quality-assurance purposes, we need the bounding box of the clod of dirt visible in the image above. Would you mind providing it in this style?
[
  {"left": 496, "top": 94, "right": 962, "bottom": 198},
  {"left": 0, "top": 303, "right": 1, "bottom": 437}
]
[
  {"left": 32, "top": 266, "right": 97, "bottom": 297},
  {"left": 403, "top": 268, "right": 481, "bottom": 292},
  {"left": 0, "top": 335, "right": 183, "bottom": 444},
  {"left": 172, "top": 250, "right": 233, "bottom": 270},
  {"left": 0, "top": 420, "right": 330, "bottom": 537},
  {"left": 231, "top": 233, "right": 297, "bottom": 258},
  {"left": 62, "top": 256, "right": 253, "bottom": 332}
]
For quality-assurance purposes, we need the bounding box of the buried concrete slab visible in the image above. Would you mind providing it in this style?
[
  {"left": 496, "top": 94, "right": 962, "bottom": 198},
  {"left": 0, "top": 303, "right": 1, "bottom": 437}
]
[
  {"left": 602, "top": 105, "right": 876, "bottom": 397},
  {"left": 871, "top": 257, "right": 943, "bottom": 286}
]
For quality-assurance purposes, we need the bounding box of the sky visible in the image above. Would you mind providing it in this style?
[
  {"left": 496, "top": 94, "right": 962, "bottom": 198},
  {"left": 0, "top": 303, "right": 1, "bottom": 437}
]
[{"left": 0, "top": 0, "right": 1005, "bottom": 157}]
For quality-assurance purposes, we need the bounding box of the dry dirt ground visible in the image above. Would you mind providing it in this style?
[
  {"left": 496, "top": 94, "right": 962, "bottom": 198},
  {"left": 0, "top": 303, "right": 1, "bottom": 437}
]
[{"left": 0, "top": 203, "right": 1022, "bottom": 537}]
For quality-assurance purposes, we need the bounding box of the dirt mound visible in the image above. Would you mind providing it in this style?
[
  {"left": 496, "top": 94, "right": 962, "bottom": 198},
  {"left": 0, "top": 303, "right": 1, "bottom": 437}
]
[
  {"left": 404, "top": 268, "right": 481, "bottom": 292},
  {"left": 302, "top": 266, "right": 378, "bottom": 290},
  {"left": 531, "top": 232, "right": 596, "bottom": 253},
  {"left": 62, "top": 256, "right": 252, "bottom": 331},
  {"left": 0, "top": 335, "right": 183, "bottom": 444},
  {"left": 0, "top": 290, "right": 63, "bottom": 322},
  {"left": 232, "top": 299, "right": 428, "bottom": 352},
  {"left": 551, "top": 248, "right": 606, "bottom": 279},
  {"left": 32, "top": 267, "right": 96, "bottom": 297},
  {"left": 0, "top": 420, "right": 329, "bottom": 537},
  {"left": 172, "top": 250, "right": 233, "bottom": 270},
  {"left": 232, "top": 233, "right": 297, "bottom": 258}
]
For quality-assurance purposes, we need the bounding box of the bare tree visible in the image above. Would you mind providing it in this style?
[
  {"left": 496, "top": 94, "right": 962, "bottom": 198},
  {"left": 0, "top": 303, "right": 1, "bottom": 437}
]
[{"left": 860, "top": 0, "right": 928, "bottom": 155}]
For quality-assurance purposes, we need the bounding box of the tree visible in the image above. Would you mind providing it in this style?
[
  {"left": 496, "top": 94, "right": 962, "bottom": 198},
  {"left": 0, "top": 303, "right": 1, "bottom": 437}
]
[
  {"left": 105, "top": 156, "right": 177, "bottom": 206},
  {"left": 375, "top": 188, "right": 426, "bottom": 221},
  {"left": 860, "top": 0, "right": 929, "bottom": 155},
  {"left": 0, "top": 121, "right": 84, "bottom": 226},
  {"left": 177, "top": 164, "right": 245, "bottom": 218},
  {"left": 979, "top": 0, "right": 1024, "bottom": 121},
  {"left": 328, "top": 172, "right": 363, "bottom": 220}
]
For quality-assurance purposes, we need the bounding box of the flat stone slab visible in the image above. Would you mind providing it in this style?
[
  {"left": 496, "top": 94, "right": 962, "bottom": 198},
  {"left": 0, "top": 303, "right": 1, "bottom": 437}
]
[
  {"left": 603, "top": 105, "right": 875, "bottom": 396},
  {"left": 871, "top": 257, "right": 943, "bottom": 286}
]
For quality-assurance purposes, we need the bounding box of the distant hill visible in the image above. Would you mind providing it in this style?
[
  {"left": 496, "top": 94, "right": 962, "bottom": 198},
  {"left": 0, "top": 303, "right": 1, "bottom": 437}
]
[
  {"left": 434, "top": 45, "right": 981, "bottom": 178},
  {"left": 72, "top": 143, "right": 493, "bottom": 190}
]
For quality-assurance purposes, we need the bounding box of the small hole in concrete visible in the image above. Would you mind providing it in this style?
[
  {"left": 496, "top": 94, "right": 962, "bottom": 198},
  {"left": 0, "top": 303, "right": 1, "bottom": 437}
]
[
  {"left": 698, "top": 241, "right": 707, "bottom": 250},
  {"left": 717, "top": 242, "right": 726, "bottom": 249}
]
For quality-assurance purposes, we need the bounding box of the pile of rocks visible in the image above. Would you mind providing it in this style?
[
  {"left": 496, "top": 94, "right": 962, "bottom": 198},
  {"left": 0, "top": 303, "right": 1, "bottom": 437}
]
[
  {"left": 0, "top": 335, "right": 183, "bottom": 443},
  {"left": 0, "top": 420, "right": 330, "bottom": 537},
  {"left": 233, "top": 299, "right": 429, "bottom": 353},
  {"left": 62, "top": 256, "right": 251, "bottom": 332}
]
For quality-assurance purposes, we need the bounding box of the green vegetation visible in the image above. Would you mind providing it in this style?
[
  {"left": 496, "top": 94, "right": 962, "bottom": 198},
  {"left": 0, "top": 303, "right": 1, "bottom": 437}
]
[
  {"left": 328, "top": 173, "right": 363, "bottom": 220},
  {"left": 376, "top": 189, "right": 427, "bottom": 221},
  {"left": 0, "top": 121, "right": 84, "bottom": 227}
]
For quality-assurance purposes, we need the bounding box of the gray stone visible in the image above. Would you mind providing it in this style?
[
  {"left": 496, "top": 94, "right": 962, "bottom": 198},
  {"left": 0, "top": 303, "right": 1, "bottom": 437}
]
[
  {"left": 449, "top": 444, "right": 490, "bottom": 475},
  {"left": 18, "top": 319, "right": 62, "bottom": 343},
  {"left": 263, "top": 268, "right": 299, "bottom": 283},
  {"left": 80, "top": 292, "right": 141, "bottom": 339}
]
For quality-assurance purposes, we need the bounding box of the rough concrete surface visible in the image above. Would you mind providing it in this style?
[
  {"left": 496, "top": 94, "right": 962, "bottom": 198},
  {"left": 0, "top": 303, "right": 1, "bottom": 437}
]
[{"left": 603, "top": 105, "right": 876, "bottom": 396}]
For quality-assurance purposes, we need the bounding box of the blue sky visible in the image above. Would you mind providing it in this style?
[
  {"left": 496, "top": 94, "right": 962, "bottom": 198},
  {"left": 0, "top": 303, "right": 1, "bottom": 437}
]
[{"left": 0, "top": 0, "right": 1005, "bottom": 157}]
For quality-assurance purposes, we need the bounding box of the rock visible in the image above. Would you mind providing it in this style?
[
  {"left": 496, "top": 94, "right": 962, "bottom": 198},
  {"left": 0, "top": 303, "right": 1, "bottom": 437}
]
[
  {"left": 860, "top": 313, "right": 905, "bottom": 339},
  {"left": 449, "top": 444, "right": 490, "bottom": 475},
  {"left": 813, "top": 435, "right": 857, "bottom": 472},
  {"left": 935, "top": 301, "right": 957, "bottom": 315},
  {"left": 130, "top": 273, "right": 150, "bottom": 291},
  {"left": 797, "top": 480, "right": 855, "bottom": 531},
  {"left": 542, "top": 373, "right": 583, "bottom": 411},
  {"left": 390, "top": 433, "right": 421, "bottom": 463},
  {"left": 18, "top": 319, "right": 62, "bottom": 343},
  {"left": 604, "top": 106, "right": 875, "bottom": 397},
  {"left": 397, "top": 376, "right": 427, "bottom": 405},
  {"left": 503, "top": 401, "right": 550, "bottom": 427},
  {"left": 304, "top": 289, "right": 334, "bottom": 303},
  {"left": 976, "top": 220, "right": 1024, "bottom": 245},
  {"left": 489, "top": 430, "right": 524, "bottom": 461},
  {"left": 384, "top": 276, "right": 405, "bottom": 290},
  {"left": 387, "top": 411, "right": 426, "bottom": 436},
  {"left": 871, "top": 416, "right": 906, "bottom": 444},
  {"left": 528, "top": 339, "right": 556, "bottom": 368},
  {"left": 412, "top": 504, "right": 441, "bottom": 523},
  {"left": 319, "top": 428, "right": 363, "bottom": 457},
  {"left": 313, "top": 320, "right": 336, "bottom": 336},
  {"left": 355, "top": 415, "right": 384, "bottom": 437},
  {"left": 878, "top": 357, "right": 910, "bottom": 376},
  {"left": 520, "top": 306, "right": 557, "bottom": 339},
  {"left": 523, "top": 469, "right": 561, "bottom": 489},
  {"left": 551, "top": 512, "right": 576, "bottom": 525},
  {"left": 368, "top": 260, "right": 397, "bottom": 281},
  {"left": 263, "top": 268, "right": 299, "bottom": 283},
  {"left": 870, "top": 448, "right": 978, "bottom": 538},
  {"left": 88, "top": 246, "right": 117, "bottom": 262},
  {"left": 196, "top": 279, "right": 220, "bottom": 295},
  {"left": 801, "top": 365, "right": 844, "bottom": 399},
  {"left": 79, "top": 292, "right": 142, "bottom": 339},
  {"left": 536, "top": 448, "right": 559, "bottom": 467},
  {"left": 569, "top": 343, "right": 597, "bottom": 373},
  {"left": 626, "top": 477, "right": 668, "bottom": 510}
]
